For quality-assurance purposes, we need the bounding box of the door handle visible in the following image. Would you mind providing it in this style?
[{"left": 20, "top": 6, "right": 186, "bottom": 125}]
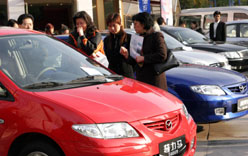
[{"left": 0, "top": 119, "right": 4, "bottom": 124}]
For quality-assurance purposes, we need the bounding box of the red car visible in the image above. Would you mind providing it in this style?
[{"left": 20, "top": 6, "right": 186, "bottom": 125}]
[{"left": 0, "top": 27, "right": 196, "bottom": 156}]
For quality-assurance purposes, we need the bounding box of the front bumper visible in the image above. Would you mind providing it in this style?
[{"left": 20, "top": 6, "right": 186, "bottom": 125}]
[
  {"left": 59, "top": 115, "right": 197, "bottom": 156},
  {"left": 229, "top": 58, "right": 248, "bottom": 71},
  {"left": 183, "top": 93, "right": 248, "bottom": 123}
]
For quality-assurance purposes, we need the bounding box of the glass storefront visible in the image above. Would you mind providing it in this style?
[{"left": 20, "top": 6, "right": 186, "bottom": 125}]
[
  {"left": 3, "top": 0, "right": 161, "bottom": 30},
  {"left": 27, "top": 3, "right": 73, "bottom": 32}
]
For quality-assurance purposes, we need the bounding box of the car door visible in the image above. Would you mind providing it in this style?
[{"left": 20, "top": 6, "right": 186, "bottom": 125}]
[{"left": 0, "top": 83, "right": 15, "bottom": 155}]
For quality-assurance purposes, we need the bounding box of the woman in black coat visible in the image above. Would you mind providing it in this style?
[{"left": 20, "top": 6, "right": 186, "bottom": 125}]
[
  {"left": 121, "top": 12, "right": 168, "bottom": 90},
  {"left": 104, "top": 13, "right": 134, "bottom": 78}
]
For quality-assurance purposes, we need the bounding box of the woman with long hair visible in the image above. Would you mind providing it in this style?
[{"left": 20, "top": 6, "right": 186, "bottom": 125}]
[
  {"left": 68, "top": 11, "right": 104, "bottom": 56},
  {"left": 104, "top": 13, "right": 134, "bottom": 78}
]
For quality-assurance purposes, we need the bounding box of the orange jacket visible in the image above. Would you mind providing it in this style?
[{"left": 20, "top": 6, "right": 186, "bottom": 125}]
[{"left": 68, "top": 30, "right": 104, "bottom": 56}]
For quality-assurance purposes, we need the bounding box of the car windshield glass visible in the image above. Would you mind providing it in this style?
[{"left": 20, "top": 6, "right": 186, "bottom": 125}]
[
  {"left": 169, "top": 28, "right": 209, "bottom": 44},
  {"left": 161, "top": 31, "right": 184, "bottom": 50},
  {"left": 0, "top": 35, "right": 113, "bottom": 90}
]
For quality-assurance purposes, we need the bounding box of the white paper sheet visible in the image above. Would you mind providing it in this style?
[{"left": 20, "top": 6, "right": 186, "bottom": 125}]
[{"left": 130, "top": 34, "right": 144, "bottom": 59}]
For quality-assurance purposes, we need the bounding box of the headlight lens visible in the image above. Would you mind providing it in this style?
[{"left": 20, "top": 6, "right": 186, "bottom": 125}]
[
  {"left": 220, "top": 51, "right": 242, "bottom": 59},
  {"left": 182, "top": 104, "right": 190, "bottom": 120},
  {"left": 191, "top": 85, "right": 226, "bottom": 96},
  {"left": 72, "top": 122, "right": 139, "bottom": 139}
]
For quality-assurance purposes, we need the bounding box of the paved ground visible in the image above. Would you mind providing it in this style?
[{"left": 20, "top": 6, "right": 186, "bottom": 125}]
[
  {"left": 194, "top": 70, "right": 248, "bottom": 156},
  {"left": 195, "top": 114, "right": 248, "bottom": 156}
]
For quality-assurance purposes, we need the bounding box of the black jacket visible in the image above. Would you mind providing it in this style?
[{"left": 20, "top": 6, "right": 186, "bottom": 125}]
[
  {"left": 210, "top": 21, "right": 226, "bottom": 42},
  {"left": 104, "top": 33, "right": 134, "bottom": 78},
  {"left": 127, "top": 29, "right": 168, "bottom": 90}
]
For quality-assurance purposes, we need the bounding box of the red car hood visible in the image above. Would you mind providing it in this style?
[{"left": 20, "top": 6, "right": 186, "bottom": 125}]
[{"left": 34, "top": 78, "right": 181, "bottom": 123}]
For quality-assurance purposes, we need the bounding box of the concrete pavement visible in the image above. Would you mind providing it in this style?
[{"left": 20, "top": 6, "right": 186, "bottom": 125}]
[{"left": 195, "top": 114, "right": 248, "bottom": 156}]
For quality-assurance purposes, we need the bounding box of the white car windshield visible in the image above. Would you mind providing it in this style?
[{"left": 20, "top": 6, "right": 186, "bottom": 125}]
[
  {"left": 0, "top": 35, "right": 114, "bottom": 90},
  {"left": 161, "top": 31, "right": 185, "bottom": 50}
]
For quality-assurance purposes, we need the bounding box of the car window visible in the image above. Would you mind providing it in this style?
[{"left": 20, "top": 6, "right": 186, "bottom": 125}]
[
  {"left": 234, "top": 13, "right": 248, "bottom": 20},
  {"left": 0, "top": 35, "right": 112, "bottom": 88},
  {"left": 168, "top": 28, "right": 209, "bottom": 44},
  {"left": 204, "top": 14, "right": 227, "bottom": 30},
  {"left": 240, "top": 23, "right": 248, "bottom": 37},
  {"left": 179, "top": 15, "right": 201, "bottom": 28},
  {"left": 226, "top": 24, "right": 237, "bottom": 37},
  {"left": 161, "top": 32, "right": 184, "bottom": 50}
]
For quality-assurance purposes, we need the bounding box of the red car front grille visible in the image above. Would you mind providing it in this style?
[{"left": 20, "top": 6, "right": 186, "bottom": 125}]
[{"left": 141, "top": 111, "right": 181, "bottom": 133}]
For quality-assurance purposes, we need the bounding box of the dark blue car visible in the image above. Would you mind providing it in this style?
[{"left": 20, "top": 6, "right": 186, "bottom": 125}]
[{"left": 167, "top": 64, "right": 248, "bottom": 123}]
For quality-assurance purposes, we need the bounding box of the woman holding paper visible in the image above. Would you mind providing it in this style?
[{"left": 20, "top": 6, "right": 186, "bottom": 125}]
[
  {"left": 104, "top": 13, "right": 134, "bottom": 78},
  {"left": 121, "top": 12, "right": 168, "bottom": 90},
  {"left": 68, "top": 11, "right": 104, "bottom": 56}
]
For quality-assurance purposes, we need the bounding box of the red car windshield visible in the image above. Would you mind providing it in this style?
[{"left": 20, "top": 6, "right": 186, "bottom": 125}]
[{"left": 0, "top": 34, "right": 112, "bottom": 90}]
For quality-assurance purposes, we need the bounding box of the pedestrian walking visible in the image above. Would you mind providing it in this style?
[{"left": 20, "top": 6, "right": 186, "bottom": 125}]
[
  {"left": 209, "top": 10, "right": 226, "bottom": 42},
  {"left": 120, "top": 12, "right": 168, "bottom": 90},
  {"left": 17, "top": 14, "right": 34, "bottom": 30},
  {"left": 68, "top": 11, "right": 104, "bottom": 56},
  {"left": 104, "top": 13, "right": 134, "bottom": 78}
]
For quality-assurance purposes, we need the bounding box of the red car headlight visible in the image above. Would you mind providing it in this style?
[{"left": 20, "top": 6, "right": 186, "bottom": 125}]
[{"left": 72, "top": 122, "right": 140, "bottom": 139}]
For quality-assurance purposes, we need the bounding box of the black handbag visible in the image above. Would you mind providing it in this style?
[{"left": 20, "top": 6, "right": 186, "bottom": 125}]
[{"left": 154, "top": 50, "right": 179, "bottom": 75}]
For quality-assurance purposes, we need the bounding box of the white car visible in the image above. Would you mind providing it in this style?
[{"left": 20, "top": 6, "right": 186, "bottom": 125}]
[{"left": 162, "top": 31, "right": 231, "bottom": 70}]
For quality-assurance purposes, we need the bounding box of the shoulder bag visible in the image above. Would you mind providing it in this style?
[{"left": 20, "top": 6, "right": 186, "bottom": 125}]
[{"left": 154, "top": 50, "right": 179, "bottom": 75}]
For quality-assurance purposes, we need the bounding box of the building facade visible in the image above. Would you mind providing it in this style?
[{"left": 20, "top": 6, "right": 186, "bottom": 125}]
[{"left": 1, "top": 0, "right": 164, "bottom": 31}]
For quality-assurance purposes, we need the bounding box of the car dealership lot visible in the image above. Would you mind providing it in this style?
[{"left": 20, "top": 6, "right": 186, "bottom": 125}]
[{"left": 195, "top": 114, "right": 248, "bottom": 156}]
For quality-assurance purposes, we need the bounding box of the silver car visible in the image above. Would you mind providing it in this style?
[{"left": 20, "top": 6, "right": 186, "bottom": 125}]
[{"left": 162, "top": 31, "right": 231, "bottom": 70}]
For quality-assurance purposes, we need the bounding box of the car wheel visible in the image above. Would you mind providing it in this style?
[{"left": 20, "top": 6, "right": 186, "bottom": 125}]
[{"left": 18, "top": 141, "right": 62, "bottom": 156}]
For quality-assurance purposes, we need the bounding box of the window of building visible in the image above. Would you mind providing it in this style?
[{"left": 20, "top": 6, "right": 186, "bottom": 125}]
[
  {"left": 122, "top": 0, "right": 160, "bottom": 29},
  {"left": 92, "top": 0, "right": 98, "bottom": 28},
  {"left": 27, "top": 3, "right": 72, "bottom": 32},
  {"left": 104, "top": 0, "right": 118, "bottom": 28}
]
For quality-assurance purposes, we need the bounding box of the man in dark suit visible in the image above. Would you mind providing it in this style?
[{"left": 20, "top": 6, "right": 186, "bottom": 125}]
[{"left": 209, "top": 11, "right": 226, "bottom": 42}]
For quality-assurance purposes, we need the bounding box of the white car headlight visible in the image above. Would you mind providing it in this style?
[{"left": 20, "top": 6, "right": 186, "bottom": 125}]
[
  {"left": 220, "top": 51, "right": 241, "bottom": 59},
  {"left": 191, "top": 85, "right": 226, "bottom": 96},
  {"left": 182, "top": 104, "right": 190, "bottom": 120},
  {"left": 72, "top": 122, "right": 139, "bottom": 139}
]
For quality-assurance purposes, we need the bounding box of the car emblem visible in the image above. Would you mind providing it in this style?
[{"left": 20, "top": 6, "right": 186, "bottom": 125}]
[
  {"left": 165, "top": 120, "right": 172, "bottom": 130},
  {"left": 239, "top": 85, "right": 246, "bottom": 92}
]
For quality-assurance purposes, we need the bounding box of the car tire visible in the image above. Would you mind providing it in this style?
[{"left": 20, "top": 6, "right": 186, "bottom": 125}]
[{"left": 18, "top": 141, "right": 62, "bottom": 156}]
